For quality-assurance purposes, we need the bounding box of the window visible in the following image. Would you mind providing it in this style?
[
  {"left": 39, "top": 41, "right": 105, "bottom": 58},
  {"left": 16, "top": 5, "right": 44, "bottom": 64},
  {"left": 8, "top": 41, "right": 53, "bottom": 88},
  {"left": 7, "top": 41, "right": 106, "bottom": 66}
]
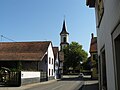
[
  {"left": 63, "top": 37, "right": 66, "bottom": 42},
  {"left": 101, "top": 49, "right": 107, "bottom": 90},
  {"left": 114, "top": 34, "right": 120, "bottom": 90},
  {"left": 52, "top": 58, "right": 53, "bottom": 64},
  {"left": 49, "top": 69, "right": 50, "bottom": 76},
  {"left": 49, "top": 57, "right": 51, "bottom": 64},
  {"left": 98, "top": 56, "right": 102, "bottom": 90},
  {"left": 52, "top": 69, "right": 53, "bottom": 75}
]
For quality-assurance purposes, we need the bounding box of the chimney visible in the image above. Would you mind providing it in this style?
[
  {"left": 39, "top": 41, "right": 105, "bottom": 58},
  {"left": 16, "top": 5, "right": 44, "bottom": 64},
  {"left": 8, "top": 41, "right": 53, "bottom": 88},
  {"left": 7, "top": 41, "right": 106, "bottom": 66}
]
[{"left": 91, "top": 33, "right": 94, "bottom": 39}]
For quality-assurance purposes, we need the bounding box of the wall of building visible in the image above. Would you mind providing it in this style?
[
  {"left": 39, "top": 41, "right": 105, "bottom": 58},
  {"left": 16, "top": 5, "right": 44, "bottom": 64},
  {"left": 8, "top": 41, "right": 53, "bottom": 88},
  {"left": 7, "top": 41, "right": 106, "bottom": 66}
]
[
  {"left": 47, "top": 43, "right": 55, "bottom": 79},
  {"left": 0, "top": 61, "right": 17, "bottom": 69},
  {"left": 59, "top": 62, "right": 63, "bottom": 75},
  {"left": 38, "top": 54, "right": 47, "bottom": 72},
  {"left": 61, "top": 34, "right": 69, "bottom": 43},
  {"left": 22, "top": 61, "right": 38, "bottom": 71},
  {"left": 95, "top": 0, "right": 120, "bottom": 90},
  {"left": 112, "top": 24, "right": 120, "bottom": 90},
  {"left": 91, "top": 52, "right": 98, "bottom": 79},
  {"left": 0, "top": 61, "right": 39, "bottom": 71},
  {"left": 54, "top": 53, "right": 59, "bottom": 79},
  {"left": 21, "top": 71, "right": 40, "bottom": 85}
]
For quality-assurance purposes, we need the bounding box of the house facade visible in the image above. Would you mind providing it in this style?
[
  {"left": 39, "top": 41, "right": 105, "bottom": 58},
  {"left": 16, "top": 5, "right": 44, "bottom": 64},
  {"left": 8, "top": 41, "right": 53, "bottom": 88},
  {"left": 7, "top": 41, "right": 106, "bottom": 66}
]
[
  {"left": 0, "top": 41, "right": 55, "bottom": 85},
  {"left": 47, "top": 42, "right": 55, "bottom": 80},
  {"left": 87, "top": 0, "right": 120, "bottom": 90},
  {"left": 53, "top": 47, "right": 64, "bottom": 79},
  {"left": 89, "top": 33, "right": 98, "bottom": 79},
  {"left": 58, "top": 51, "right": 64, "bottom": 77},
  {"left": 53, "top": 47, "right": 59, "bottom": 79}
]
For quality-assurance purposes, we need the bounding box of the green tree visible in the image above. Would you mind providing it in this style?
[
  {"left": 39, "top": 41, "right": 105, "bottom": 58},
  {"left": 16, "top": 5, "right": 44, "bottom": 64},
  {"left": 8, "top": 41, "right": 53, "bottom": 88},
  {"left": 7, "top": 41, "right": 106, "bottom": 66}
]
[
  {"left": 63, "top": 42, "right": 88, "bottom": 73},
  {"left": 81, "top": 57, "right": 91, "bottom": 70}
]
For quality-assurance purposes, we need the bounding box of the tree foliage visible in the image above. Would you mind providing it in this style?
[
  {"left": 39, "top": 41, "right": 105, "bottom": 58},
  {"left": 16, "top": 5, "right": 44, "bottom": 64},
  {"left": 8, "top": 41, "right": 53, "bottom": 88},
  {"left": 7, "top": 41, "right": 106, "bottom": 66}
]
[
  {"left": 81, "top": 57, "right": 91, "bottom": 70},
  {"left": 63, "top": 42, "right": 88, "bottom": 72}
]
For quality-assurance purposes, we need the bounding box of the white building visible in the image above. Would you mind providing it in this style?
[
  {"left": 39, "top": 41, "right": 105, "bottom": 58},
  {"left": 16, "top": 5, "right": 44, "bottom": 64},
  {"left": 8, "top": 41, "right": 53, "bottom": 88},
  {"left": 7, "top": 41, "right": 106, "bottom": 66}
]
[
  {"left": 87, "top": 0, "right": 120, "bottom": 90},
  {"left": 53, "top": 47, "right": 64, "bottom": 79},
  {"left": 53, "top": 47, "right": 59, "bottom": 79},
  {"left": 47, "top": 42, "right": 55, "bottom": 80}
]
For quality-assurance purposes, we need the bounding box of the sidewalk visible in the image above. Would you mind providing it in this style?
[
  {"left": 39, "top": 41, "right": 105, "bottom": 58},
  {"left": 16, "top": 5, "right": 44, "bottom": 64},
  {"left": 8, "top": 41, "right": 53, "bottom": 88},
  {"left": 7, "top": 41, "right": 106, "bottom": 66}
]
[
  {"left": 0, "top": 79, "right": 58, "bottom": 90},
  {"left": 79, "top": 80, "right": 99, "bottom": 90}
]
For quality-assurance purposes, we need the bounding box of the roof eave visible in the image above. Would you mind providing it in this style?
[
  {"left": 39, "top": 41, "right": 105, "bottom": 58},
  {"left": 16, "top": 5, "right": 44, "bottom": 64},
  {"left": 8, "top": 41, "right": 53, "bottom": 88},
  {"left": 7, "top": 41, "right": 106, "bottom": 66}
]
[
  {"left": 60, "top": 32, "right": 69, "bottom": 35},
  {"left": 86, "top": 0, "right": 95, "bottom": 8}
]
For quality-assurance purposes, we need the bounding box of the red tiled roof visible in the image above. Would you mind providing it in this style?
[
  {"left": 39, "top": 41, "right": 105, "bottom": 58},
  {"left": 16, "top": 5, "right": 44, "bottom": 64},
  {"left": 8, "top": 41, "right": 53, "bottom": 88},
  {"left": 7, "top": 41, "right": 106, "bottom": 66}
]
[
  {"left": 89, "top": 37, "right": 97, "bottom": 53},
  {"left": 0, "top": 41, "right": 51, "bottom": 61}
]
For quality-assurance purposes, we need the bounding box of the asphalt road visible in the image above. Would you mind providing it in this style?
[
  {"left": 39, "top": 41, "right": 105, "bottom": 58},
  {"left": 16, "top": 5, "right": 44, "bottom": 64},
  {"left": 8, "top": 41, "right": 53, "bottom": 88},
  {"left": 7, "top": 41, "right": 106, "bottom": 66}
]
[{"left": 25, "top": 75, "right": 84, "bottom": 90}]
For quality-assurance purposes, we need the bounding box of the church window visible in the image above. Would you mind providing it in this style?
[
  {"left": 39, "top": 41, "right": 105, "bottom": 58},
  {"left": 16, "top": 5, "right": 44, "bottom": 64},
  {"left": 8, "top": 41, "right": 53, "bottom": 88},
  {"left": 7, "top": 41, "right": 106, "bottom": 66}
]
[{"left": 63, "top": 37, "right": 66, "bottom": 42}]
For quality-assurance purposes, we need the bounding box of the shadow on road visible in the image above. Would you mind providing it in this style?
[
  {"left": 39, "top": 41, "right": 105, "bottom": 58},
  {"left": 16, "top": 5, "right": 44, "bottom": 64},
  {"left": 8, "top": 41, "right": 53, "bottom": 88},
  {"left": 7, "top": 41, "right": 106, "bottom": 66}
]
[
  {"left": 79, "top": 83, "right": 99, "bottom": 90},
  {"left": 78, "top": 77, "right": 99, "bottom": 90}
]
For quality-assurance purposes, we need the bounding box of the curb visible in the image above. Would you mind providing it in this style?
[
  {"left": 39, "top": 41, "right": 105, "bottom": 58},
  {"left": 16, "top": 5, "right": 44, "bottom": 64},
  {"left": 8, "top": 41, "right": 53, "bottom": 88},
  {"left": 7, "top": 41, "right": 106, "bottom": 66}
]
[
  {"left": 78, "top": 80, "right": 99, "bottom": 90},
  {"left": 78, "top": 85, "right": 84, "bottom": 90},
  {"left": 74, "top": 81, "right": 84, "bottom": 90}
]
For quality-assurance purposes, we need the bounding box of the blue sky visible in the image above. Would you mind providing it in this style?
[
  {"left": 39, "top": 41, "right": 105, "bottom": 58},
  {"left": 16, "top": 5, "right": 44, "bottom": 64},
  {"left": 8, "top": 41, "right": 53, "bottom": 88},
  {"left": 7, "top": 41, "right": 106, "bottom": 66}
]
[{"left": 0, "top": 0, "right": 96, "bottom": 54}]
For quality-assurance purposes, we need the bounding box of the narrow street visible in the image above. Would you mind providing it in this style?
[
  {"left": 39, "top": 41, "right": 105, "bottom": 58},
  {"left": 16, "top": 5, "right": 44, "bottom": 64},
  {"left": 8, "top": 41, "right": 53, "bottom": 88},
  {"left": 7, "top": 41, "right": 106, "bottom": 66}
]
[
  {"left": 0, "top": 75, "right": 99, "bottom": 90},
  {"left": 25, "top": 75, "right": 84, "bottom": 90}
]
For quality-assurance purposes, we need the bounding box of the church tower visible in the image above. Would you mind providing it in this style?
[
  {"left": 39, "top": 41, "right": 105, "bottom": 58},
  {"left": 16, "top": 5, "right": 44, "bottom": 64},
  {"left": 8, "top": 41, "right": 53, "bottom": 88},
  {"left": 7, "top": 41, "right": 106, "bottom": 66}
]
[{"left": 60, "top": 20, "right": 69, "bottom": 51}]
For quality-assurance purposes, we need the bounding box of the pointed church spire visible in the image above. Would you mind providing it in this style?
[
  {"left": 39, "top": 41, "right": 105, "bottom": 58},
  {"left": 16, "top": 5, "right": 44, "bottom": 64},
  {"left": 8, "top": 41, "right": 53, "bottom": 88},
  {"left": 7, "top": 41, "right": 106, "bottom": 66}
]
[
  {"left": 60, "top": 19, "right": 69, "bottom": 51},
  {"left": 60, "top": 19, "right": 69, "bottom": 35}
]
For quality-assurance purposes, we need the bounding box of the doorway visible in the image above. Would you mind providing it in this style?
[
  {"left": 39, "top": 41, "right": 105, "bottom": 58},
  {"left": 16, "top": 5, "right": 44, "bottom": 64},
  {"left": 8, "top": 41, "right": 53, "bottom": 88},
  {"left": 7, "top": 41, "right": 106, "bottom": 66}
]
[{"left": 114, "top": 34, "right": 120, "bottom": 90}]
